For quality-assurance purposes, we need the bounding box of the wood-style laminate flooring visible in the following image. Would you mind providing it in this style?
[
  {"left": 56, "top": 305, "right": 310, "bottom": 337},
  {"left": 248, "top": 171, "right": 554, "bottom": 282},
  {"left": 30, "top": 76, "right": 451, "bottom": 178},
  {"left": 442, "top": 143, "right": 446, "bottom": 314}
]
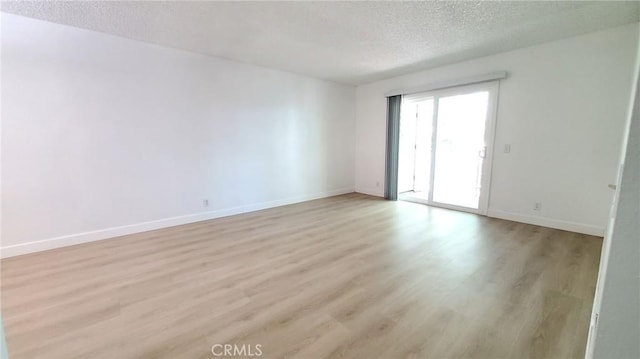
[{"left": 1, "top": 193, "right": 602, "bottom": 358}]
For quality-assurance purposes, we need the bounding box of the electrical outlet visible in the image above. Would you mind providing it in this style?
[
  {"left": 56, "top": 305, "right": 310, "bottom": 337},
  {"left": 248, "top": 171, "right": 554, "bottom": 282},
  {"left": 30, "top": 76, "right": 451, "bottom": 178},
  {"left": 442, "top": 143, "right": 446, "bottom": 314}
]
[
  {"left": 203, "top": 199, "right": 209, "bottom": 207},
  {"left": 534, "top": 202, "right": 542, "bottom": 211},
  {"left": 376, "top": 181, "right": 380, "bottom": 188}
]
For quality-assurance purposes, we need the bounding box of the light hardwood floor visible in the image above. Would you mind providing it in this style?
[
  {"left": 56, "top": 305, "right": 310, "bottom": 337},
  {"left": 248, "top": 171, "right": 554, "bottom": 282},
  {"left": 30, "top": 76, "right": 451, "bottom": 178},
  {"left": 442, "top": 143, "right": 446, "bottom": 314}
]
[{"left": 1, "top": 193, "right": 602, "bottom": 359}]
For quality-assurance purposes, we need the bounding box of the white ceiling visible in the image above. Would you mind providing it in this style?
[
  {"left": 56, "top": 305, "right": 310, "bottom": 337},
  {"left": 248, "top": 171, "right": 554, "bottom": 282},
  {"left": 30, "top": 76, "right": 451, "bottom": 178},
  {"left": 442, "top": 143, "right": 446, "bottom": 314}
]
[{"left": 2, "top": 1, "right": 639, "bottom": 85}]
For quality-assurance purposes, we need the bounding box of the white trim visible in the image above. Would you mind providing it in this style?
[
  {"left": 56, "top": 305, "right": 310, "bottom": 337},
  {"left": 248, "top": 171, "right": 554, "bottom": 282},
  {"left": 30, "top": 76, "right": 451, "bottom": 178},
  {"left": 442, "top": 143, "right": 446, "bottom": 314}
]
[
  {"left": 479, "top": 81, "right": 500, "bottom": 215},
  {"left": 385, "top": 71, "right": 508, "bottom": 97},
  {"left": 428, "top": 92, "right": 439, "bottom": 205},
  {"left": 0, "top": 187, "right": 354, "bottom": 258},
  {"left": 487, "top": 209, "right": 605, "bottom": 237},
  {"left": 355, "top": 187, "right": 384, "bottom": 197}
]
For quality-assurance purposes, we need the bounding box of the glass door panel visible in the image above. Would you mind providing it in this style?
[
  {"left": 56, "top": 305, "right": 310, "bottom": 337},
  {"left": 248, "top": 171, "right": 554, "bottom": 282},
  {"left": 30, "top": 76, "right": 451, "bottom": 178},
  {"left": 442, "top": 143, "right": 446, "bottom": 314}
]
[
  {"left": 398, "top": 97, "right": 433, "bottom": 201},
  {"left": 412, "top": 99, "right": 433, "bottom": 199},
  {"left": 398, "top": 102, "right": 418, "bottom": 194},
  {"left": 432, "top": 91, "right": 490, "bottom": 209}
]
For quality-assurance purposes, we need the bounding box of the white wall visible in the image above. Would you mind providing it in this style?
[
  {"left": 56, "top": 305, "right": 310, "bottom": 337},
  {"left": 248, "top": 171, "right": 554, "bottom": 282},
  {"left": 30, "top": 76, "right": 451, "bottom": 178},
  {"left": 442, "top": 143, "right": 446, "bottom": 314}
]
[
  {"left": 355, "top": 23, "right": 639, "bottom": 236},
  {"left": 591, "top": 30, "right": 640, "bottom": 358},
  {"left": 0, "top": 14, "right": 356, "bottom": 256}
]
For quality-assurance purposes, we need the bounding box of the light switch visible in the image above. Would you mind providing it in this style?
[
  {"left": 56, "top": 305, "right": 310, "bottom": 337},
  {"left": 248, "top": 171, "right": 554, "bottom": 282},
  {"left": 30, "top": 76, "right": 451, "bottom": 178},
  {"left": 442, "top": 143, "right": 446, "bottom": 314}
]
[{"left": 504, "top": 144, "right": 511, "bottom": 154}]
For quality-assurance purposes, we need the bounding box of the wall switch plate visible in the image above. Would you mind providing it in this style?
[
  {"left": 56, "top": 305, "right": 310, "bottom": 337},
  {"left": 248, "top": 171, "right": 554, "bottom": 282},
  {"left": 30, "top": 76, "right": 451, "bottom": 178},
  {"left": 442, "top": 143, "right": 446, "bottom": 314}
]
[
  {"left": 534, "top": 202, "right": 542, "bottom": 211},
  {"left": 504, "top": 144, "right": 511, "bottom": 153},
  {"left": 203, "top": 199, "right": 209, "bottom": 207}
]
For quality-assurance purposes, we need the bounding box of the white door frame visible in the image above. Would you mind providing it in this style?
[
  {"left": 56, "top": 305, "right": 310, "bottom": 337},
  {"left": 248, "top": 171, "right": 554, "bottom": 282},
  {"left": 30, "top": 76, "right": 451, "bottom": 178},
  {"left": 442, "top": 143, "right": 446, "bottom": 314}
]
[{"left": 400, "top": 81, "right": 500, "bottom": 216}]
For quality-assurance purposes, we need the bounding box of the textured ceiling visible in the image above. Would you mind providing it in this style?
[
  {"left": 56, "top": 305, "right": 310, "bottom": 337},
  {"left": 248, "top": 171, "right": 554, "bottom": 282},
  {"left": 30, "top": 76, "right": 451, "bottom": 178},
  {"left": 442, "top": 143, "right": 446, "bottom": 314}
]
[{"left": 2, "top": 1, "right": 639, "bottom": 85}]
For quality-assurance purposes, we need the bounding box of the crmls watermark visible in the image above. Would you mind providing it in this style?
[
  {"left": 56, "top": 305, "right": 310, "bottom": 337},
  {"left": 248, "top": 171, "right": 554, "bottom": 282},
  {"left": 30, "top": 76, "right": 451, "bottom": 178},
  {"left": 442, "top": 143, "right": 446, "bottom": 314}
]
[{"left": 211, "top": 344, "right": 263, "bottom": 357}]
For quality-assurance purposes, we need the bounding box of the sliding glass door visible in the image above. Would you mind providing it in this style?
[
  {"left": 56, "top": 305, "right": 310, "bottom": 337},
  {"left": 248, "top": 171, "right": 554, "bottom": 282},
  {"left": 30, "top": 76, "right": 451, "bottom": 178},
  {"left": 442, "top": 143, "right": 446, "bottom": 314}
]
[{"left": 398, "top": 81, "right": 498, "bottom": 214}]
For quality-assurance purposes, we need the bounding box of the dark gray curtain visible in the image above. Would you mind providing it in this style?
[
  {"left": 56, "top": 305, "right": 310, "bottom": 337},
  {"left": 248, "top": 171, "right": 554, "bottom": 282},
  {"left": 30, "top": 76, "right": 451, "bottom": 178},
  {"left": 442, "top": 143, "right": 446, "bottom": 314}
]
[{"left": 384, "top": 95, "right": 401, "bottom": 200}]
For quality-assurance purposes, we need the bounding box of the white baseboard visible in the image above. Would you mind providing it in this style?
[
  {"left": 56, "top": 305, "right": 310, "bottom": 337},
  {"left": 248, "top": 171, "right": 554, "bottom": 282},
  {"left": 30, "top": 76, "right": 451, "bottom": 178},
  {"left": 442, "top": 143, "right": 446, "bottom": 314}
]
[
  {"left": 487, "top": 209, "right": 605, "bottom": 237},
  {"left": 1, "top": 187, "right": 354, "bottom": 258},
  {"left": 355, "top": 187, "right": 384, "bottom": 197}
]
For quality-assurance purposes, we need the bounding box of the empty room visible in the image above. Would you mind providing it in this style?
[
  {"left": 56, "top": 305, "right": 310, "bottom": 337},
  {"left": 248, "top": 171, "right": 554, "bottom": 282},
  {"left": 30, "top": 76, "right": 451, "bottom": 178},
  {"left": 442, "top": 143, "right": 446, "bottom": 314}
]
[{"left": 1, "top": 1, "right": 639, "bottom": 358}]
